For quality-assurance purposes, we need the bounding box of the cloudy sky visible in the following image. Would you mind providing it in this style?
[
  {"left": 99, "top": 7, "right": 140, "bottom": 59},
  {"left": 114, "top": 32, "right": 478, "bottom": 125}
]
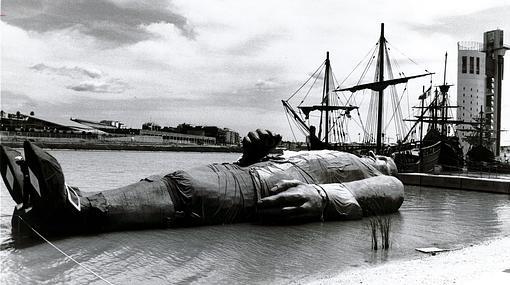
[{"left": 1, "top": 0, "right": 510, "bottom": 143}]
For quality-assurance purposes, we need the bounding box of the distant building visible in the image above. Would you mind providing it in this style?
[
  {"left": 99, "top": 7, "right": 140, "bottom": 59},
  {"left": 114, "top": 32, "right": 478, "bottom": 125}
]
[
  {"left": 1, "top": 112, "right": 240, "bottom": 147},
  {"left": 139, "top": 129, "right": 216, "bottom": 145},
  {"left": 457, "top": 41, "right": 486, "bottom": 152},
  {"left": 220, "top": 128, "right": 241, "bottom": 145},
  {"left": 100, "top": 120, "right": 125, "bottom": 129},
  {"left": 0, "top": 111, "right": 101, "bottom": 144},
  {"left": 72, "top": 117, "right": 139, "bottom": 135},
  {"left": 176, "top": 123, "right": 240, "bottom": 145},
  {"left": 71, "top": 117, "right": 121, "bottom": 130},
  {"left": 2, "top": 111, "right": 86, "bottom": 133},
  {"left": 484, "top": 30, "right": 508, "bottom": 156},
  {"left": 457, "top": 29, "right": 509, "bottom": 155},
  {"left": 141, "top": 122, "right": 161, "bottom": 131}
]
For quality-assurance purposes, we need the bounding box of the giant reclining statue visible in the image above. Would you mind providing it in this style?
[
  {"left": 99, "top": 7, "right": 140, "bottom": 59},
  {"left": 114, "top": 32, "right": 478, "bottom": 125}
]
[{"left": 0, "top": 130, "right": 404, "bottom": 237}]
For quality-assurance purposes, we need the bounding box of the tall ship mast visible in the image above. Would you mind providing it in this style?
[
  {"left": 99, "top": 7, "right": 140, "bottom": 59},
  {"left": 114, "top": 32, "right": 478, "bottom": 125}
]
[{"left": 282, "top": 51, "right": 359, "bottom": 151}]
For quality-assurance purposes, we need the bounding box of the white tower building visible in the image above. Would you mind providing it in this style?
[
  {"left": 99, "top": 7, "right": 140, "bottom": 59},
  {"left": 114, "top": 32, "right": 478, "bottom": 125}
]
[
  {"left": 457, "top": 29, "right": 508, "bottom": 156},
  {"left": 457, "top": 42, "right": 486, "bottom": 153}
]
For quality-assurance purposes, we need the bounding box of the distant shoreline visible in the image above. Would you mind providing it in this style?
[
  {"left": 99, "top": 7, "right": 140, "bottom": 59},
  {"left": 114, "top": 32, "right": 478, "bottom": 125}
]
[{"left": 0, "top": 141, "right": 243, "bottom": 153}]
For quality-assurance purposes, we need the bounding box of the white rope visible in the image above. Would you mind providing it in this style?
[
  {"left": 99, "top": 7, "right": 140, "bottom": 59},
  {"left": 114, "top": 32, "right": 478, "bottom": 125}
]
[{"left": 16, "top": 215, "right": 114, "bottom": 285}]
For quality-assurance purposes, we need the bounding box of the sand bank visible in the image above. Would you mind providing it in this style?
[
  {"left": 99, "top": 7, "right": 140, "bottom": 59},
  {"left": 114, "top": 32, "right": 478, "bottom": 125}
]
[{"left": 311, "top": 236, "right": 510, "bottom": 285}]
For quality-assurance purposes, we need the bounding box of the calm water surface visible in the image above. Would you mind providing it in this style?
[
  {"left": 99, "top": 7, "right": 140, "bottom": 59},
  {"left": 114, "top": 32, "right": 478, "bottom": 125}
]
[{"left": 1, "top": 150, "right": 509, "bottom": 284}]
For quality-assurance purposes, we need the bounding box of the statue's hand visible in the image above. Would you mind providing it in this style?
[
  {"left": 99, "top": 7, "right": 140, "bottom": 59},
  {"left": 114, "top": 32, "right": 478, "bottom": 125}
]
[
  {"left": 237, "top": 129, "right": 282, "bottom": 166},
  {"left": 257, "top": 183, "right": 325, "bottom": 223},
  {"left": 269, "top": 179, "right": 304, "bottom": 194}
]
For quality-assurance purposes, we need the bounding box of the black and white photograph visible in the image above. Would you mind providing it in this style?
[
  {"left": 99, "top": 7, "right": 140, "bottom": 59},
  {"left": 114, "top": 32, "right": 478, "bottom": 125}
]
[{"left": 1, "top": 0, "right": 509, "bottom": 284}]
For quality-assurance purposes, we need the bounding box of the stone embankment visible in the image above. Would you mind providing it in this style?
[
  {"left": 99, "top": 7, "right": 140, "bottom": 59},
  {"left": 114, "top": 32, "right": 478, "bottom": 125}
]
[{"left": 397, "top": 173, "right": 510, "bottom": 194}]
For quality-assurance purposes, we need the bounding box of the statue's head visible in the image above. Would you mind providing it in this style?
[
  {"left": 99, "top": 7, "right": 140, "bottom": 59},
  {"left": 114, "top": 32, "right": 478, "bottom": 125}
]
[
  {"left": 367, "top": 151, "right": 398, "bottom": 176},
  {"left": 377, "top": 155, "right": 398, "bottom": 176}
]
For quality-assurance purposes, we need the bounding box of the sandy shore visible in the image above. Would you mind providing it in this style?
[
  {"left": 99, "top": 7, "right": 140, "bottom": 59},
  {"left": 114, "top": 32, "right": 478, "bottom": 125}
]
[{"left": 311, "top": 236, "right": 510, "bottom": 285}]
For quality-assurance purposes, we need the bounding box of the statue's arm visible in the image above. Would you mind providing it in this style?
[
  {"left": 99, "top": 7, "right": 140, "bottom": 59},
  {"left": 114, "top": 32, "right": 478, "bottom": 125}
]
[
  {"left": 256, "top": 176, "right": 404, "bottom": 223},
  {"left": 256, "top": 180, "right": 361, "bottom": 223}
]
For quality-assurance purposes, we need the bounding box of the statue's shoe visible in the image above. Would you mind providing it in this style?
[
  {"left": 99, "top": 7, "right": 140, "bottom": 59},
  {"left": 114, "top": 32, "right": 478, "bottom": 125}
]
[
  {"left": 23, "top": 141, "right": 67, "bottom": 207},
  {"left": 0, "top": 145, "right": 25, "bottom": 204},
  {"left": 7, "top": 142, "right": 82, "bottom": 238}
]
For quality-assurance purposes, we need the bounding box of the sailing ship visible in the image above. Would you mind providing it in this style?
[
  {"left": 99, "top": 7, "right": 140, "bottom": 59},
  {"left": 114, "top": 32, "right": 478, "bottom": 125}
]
[
  {"left": 281, "top": 51, "right": 362, "bottom": 152},
  {"left": 283, "top": 23, "right": 450, "bottom": 172},
  {"left": 461, "top": 107, "right": 496, "bottom": 169},
  {"left": 458, "top": 106, "right": 510, "bottom": 173},
  {"left": 397, "top": 52, "right": 467, "bottom": 172}
]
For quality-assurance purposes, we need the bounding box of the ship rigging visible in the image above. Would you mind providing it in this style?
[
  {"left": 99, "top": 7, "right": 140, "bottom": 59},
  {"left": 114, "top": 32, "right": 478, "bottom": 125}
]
[{"left": 283, "top": 23, "right": 433, "bottom": 154}]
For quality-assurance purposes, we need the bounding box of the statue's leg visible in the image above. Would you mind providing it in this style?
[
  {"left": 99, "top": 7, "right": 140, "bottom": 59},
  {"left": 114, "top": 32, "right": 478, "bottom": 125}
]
[
  {"left": 84, "top": 176, "right": 175, "bottom": 232},
  {"left": 4, "top": 142, "right": 175, "bottom": 237}
]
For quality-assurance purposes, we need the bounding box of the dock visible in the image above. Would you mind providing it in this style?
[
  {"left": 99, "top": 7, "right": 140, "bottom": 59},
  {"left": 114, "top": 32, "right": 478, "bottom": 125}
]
[{"left": 397, "top": 173, "right": 510, "bottom": 194}]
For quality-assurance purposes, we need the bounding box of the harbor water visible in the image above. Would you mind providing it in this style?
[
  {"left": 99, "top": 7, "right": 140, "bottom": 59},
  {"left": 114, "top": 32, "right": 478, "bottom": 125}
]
[{"left": 1, "top": 150, "right": 509, "bottom": 284}]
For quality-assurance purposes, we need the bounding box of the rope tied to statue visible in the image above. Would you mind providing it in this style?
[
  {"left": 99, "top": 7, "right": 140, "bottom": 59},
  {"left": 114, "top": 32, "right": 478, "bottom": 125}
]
[{"left": 313, "top": 184, "right": 329, "bottom": 222}]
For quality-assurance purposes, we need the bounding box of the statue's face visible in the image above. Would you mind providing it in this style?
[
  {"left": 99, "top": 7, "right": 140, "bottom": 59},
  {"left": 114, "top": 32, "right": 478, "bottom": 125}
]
[{"left": 374, "top": 155, "right": 398, "bottom": 176}]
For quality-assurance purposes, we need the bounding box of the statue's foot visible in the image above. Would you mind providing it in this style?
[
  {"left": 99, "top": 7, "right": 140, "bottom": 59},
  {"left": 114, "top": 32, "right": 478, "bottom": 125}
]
[
  {"left": 0, "top": 146, "right": 25, "bottom": 205},
  {"left": 1, "top": 145, "right": 47, "bottom": 239},
  {"left": 5, "top": 142, "right": 83, "bottom": 237},
  {"left": 23, "top": 141, "right": 68, "bottom": 207},
  {"left": 0, "top": 142, "right": 83, "bottom": 238},
  {"left": 23, "top": 141, "right": 82, "bottom": 212}
]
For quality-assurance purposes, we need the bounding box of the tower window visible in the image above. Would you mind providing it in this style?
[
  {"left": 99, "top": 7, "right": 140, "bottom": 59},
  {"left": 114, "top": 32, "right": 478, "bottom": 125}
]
[
  {"left": 469, "top": 57, "right": 474, "bottom": 74},
  {"left": 462, "top": 56, "right": 467, "bottom": 73},
  {"left": 476, "top": 57, "right": 480, "bottom": 74}
]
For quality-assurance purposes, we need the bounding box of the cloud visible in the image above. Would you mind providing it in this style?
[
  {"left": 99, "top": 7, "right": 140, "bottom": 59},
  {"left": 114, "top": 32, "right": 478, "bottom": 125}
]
[
  {"left": 1, "top": 90, "right": 40, "bottom": 110},
  {"left": 66, "top": 79, "right": 128, "bottom": 93},
  {"left": 1, "top": 0, "right": 195, "bottom": 45},
  {"left": 408, "top": 6, "right": 510, "bottom": 38},
  {"left": 254, "top": 78, "right": 280, "bottom": 91},
  {"left": 226, "top": 33, "right": 287, "bottom": 56},
  {"left": 30, "top": 62, "right": 129, "bottom": 93},
  {"left": 30, "top": 63, "right": 102, "bottom": 79}
]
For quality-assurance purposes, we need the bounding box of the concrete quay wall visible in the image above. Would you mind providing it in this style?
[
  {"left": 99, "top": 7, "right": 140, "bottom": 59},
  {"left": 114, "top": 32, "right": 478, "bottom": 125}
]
[{"left": 397, "top": 173, "right": 510, "bottom": 194}]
